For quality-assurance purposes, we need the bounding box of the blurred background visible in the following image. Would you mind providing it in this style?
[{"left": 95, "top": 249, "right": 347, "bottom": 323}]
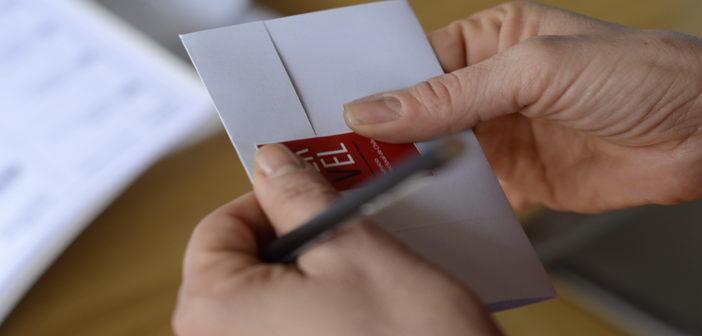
[{"left": 1, "top": 0, "right": 700, "bottom": 335}]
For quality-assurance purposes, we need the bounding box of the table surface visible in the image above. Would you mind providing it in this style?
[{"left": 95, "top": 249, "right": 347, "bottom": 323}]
[{"left": 3, "top": 0, "right": 701, "bottom": 335}]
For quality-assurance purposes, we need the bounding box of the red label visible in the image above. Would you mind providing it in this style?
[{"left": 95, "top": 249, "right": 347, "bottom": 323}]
[{"left": 259, "top": 132, "right": 421, "bottom": 191}]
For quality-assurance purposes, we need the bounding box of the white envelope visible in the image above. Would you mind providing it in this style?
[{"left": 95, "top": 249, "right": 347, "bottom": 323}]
[{"left": 181, "top": 0, "right": 555, "bottom": 311}]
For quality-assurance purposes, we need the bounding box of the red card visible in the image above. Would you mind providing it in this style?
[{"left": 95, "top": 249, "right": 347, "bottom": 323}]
[{"left": 259, "top": 132, "right": 421, "bottom": 191}]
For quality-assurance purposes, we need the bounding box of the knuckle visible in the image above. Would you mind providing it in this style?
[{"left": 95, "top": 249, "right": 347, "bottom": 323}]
[
  {"left": 513, "top": 37, "right": 563, "bottom": 83},
  {"left": 272, "top": 171, "right": 338, "bottom": 205},
  {"left": 496, "top": 1, "right": 541, "bottom": 16},
  {"left": 639, "top": 30, "right": 701, "bottom": 62},
  {"left": 408, "top": 73, "right": 466, "bottom": 132},
  {"left": 640, "top": 30, "right": 682, "bottom": 48},
  {"left": 469, "top": 1, "right": 539, "bottom": 23},
  {"left": 171, "top": 304, "right": 195, "bottom": 336},
  {"left": 412, "top": 69, "right": 493, "bottom": 133},
  {"left": 518, "top": 35, "right": 566, "bottom": 60},
  {"left": 508, "top": 36, "right": 565, "bottom": 103},
  {"left": 411, "top": 76, "right": 452, "bottom": 110},
  {"left": 185, "top": 248, "right": 216, "bottom": 274},
  {"left": 303, "top": 221, "right": 384, "bottom": 268}
]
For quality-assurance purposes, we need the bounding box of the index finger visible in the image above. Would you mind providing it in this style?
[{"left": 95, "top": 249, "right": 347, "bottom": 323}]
[
  {"left": 182, "top": 193, "right": 275, "bottom": 282},
  {"left": 428, "top": 2, "right": 615, "bottom": 71}
]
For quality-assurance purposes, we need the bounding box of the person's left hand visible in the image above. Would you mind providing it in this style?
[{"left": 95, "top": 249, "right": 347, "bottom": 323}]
[
  {"left": 172, "top": 144, "right": 500, "bottom": 336},
  {"left": 343, "top": 2, "right": 702, "bottom": 213}
]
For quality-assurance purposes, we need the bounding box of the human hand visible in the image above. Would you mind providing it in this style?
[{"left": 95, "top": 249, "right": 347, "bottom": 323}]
[
  {"left": 172, "top": 144, "right": 500, "bottom": 336},
  {"left": 343, "top": 2, "right": 702, "bottom": 213}
]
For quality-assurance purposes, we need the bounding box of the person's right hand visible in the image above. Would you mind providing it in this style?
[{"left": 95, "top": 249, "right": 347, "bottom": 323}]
[
  {"left": 172, "top": 144, "right": 500, "bottom": 336},
  {"left": 343, "top": 2, "right": 702, "bottom": 213}
]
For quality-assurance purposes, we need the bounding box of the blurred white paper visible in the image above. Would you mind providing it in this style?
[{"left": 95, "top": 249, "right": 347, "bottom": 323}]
[
  {"left": 182, "top": 0, "right": 555, "bottom": 310},
  {"left": 0, "top": 0, "right": 213, "bottom": 323}
]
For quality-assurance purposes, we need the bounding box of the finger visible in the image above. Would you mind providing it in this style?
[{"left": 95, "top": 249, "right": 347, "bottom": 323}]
[
  {"left": 252, "top": 144, "right": 339, "bottom": 235},
  {"left": 346, "top": 31, "right": 607, "bottom": 143},
  {"left": 253, "top": 144, "right": 451, "bottom": 276},
  {"left": 343, "top": 42, "right": 538, "bottom": 142},
  {"left": 182, "top": 193, "right": 276, "bottom": 283},
  {"left": 342, "top": 3, "right": 617, "bottom": 143},
  {"left": 428, "top": 2, "right": 615, "bottom": 71},
  {"left": 253, "top": 144, "right": 374, "bottom": 270}
]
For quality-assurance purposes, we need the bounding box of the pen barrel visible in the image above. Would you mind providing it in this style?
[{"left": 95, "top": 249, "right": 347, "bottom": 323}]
[{"left": 259, "top": 137, "right": 463, "bottom": 263}]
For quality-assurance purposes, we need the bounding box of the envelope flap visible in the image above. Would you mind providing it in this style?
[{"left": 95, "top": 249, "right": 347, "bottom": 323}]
[
  {"left": 264, "top": 0, "right": 442, "bottom": 136},
  {"left": 181, "top": 22, "right": 315, "bottom": 174}
]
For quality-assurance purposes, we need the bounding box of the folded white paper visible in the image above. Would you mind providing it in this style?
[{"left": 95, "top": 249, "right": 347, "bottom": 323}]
[{"left": 181, "top": 0, "right": 555, "bottom": 310}]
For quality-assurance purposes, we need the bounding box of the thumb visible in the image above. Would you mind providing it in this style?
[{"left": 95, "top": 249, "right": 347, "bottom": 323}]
[
  {"left": 253, "top": 144, "right": 338, "bottom": 235},
  {"left": 252, "top": 144, "right": 391, "bottom": 271},
  {"left": 343, "top": 45, "right": 550, "bottom": 143}
]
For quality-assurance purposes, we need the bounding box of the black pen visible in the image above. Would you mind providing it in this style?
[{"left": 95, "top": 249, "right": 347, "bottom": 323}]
[{"left": 259, "top": 136, "right": 465, "bottom": 264}]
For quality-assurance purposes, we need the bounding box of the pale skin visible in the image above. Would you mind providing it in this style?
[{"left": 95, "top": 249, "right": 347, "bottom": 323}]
[
  {"left": 344, "top": 2, "right": 702, "bottom": 213},
  {"left": 173, "top": 2, "right": 702, "bottom": 335}
]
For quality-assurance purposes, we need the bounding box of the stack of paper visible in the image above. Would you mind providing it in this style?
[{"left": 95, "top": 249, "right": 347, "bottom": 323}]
[{"left": 0, "top": 0, "right": 213, "bottom": 322}]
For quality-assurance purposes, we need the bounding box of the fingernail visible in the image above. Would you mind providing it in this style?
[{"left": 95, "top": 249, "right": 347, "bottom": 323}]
[
  {"left": 344, "top": 95, "right": 401, "bottom": 125},
  {"left": 255, "top": 144, "right": 303, "bottom": 177}
]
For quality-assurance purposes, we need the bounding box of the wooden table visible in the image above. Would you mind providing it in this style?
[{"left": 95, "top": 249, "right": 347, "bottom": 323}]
[{"left": 3, "top": 0, "right": 700, "bottom": 334}]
